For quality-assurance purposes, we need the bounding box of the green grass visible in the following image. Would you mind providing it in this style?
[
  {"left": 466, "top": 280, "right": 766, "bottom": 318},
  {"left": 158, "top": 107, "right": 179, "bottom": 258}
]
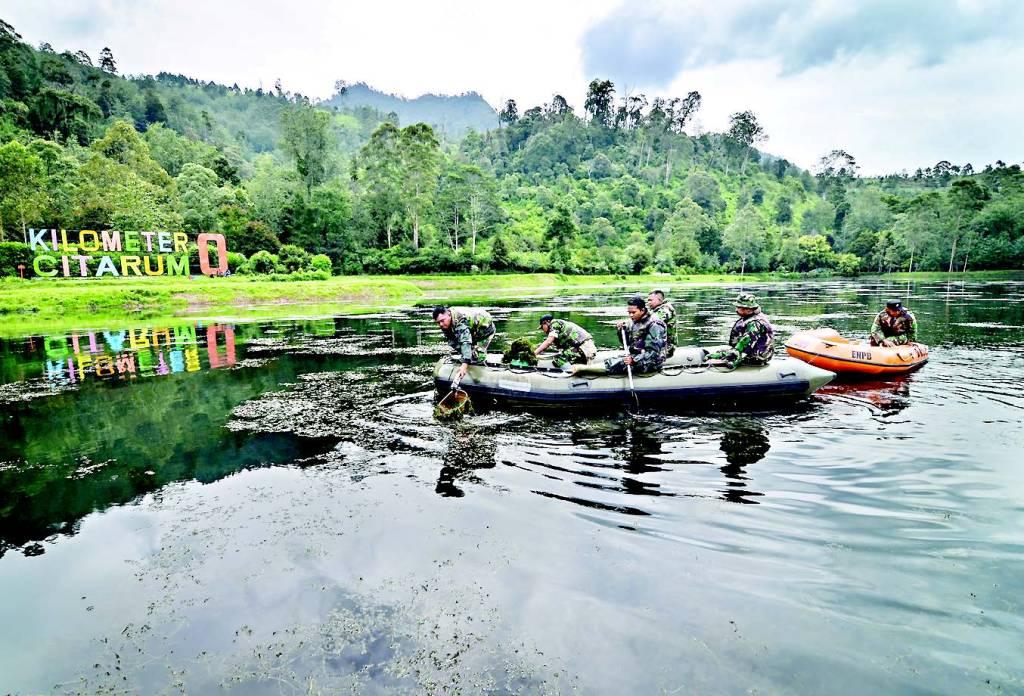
[{"left": 1, "top": 270, "right": 1021, "bottom": 337}]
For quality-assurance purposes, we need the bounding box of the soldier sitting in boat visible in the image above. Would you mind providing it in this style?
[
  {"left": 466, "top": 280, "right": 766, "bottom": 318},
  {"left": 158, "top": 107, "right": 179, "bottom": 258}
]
[
  {"left": 706, "top": 292, "right": 775, "bottom": 369},
  {"left": 869, "top": 300, "right": 918, "bottom": 347},
  {"left": 647, "top": 289, "right": 677, "bottom": 356},
  {"left": 432, "top": 306, "right": 495, "bottom": 389},
  {"left": 605, "top": 296, "right": 669, "bottom": 375},
  {"left": 535, "top": 314, "right": 598, "bottom": 369}
]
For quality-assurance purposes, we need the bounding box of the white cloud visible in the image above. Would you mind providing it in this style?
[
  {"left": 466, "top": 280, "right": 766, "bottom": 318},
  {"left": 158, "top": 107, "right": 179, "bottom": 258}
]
[{"left": 2, "top": 0, "right": 618, "bottom": 109}]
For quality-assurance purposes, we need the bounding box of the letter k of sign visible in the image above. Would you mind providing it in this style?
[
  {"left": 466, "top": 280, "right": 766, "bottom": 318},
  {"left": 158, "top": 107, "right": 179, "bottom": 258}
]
[{"left": 28, "top": 228, "right": 51, "bottom": 251}]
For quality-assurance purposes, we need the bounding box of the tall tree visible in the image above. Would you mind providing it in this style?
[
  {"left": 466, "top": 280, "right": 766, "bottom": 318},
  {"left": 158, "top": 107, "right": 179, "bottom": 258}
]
[
  {"left": 357, "top": 122, "right": 405, "bottom": 249},
  {"left": 668, "top": 91, "right": 701, "bottom": 132},
  {"left": 98, "top": 46, "right": 117, "bottom": 74},
  {"left": 547, "top": 94, "right": 571, "bottom": 117},
  {"left": 0, "top": 141, "right": 46, "bottom": 242},
  {"left": 727, "top": 110, "right": 767, "bottom": 174},
  {"left": 399, "top": 123, "right": 441, "bottom": 250},
  {"left": 498, "top": 99, "right": 519, "bottom": 126},
  {"left": 584, "top": 79, "right": 615, "bottom": 127},
  {"left": 944, "top": 179, "right": 989, "bottom": 273},
  {"left": 723, "top": 207, "right": 768, "bottom": 276},
  {"left": 280, "top": 102, "right": 334, "bottom": 199},
  {"left": 176, "top": 163, "right": 222, "bottom": 232}
]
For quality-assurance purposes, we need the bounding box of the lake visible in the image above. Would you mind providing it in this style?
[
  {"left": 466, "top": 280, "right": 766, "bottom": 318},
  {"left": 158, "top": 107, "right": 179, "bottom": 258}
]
[{"left": 1, "top": 278, "right": 1022, "bottom": 694}]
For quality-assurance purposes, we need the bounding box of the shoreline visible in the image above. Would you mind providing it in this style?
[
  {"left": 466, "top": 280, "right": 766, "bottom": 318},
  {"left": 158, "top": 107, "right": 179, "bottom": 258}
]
[{"left": 1, "top": 270, "right": 1021, "bottom": 337}]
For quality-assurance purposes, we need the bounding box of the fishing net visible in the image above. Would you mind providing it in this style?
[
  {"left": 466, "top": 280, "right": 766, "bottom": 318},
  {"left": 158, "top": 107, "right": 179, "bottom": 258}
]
[{"left": 434, "top": 389, "right": 473, "bottom": 420}]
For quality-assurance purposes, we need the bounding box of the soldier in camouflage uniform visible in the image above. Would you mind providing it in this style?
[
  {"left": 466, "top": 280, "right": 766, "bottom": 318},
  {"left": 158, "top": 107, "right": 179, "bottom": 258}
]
[
  {"left": 647, "top": 289, "right": 677, "bottom": 356},
  {"left": 433, "top": 305, "right": 496, "bottom": 388},
  {"left": 605, "top": 296, "right": 669, "bottom": 375},
  {"left": 870, "top": 300, "right": 918, "bottom": 346},
  {"left": 535, "top": 314, "right": 598, "bottom": 369},
  {"left": 706, "top": 292, "right": 775, "bottom": 369}
]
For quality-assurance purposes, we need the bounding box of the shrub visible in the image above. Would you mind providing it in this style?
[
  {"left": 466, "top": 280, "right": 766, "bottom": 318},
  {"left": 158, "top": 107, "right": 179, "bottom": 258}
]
[
  {"left": 309, "top": 254, "right": 333, "bottom": 274},
  {"left": 226, "top": 251, "right": 247, "bottom": 273},
  {"left": 833, "top": 253, "right": 862, "bottom": 276},
  {"left": 244, "top": 250, "right": 281, "bottom": 274},
  {"left": 278, "top": 244, "right": 310, "bottom": 273},
  {"left": 266, "top": 270, "right": 330, "bottom": 282},
  {"left": 0, "top": 242, "right": 34, "bottom": 277}
]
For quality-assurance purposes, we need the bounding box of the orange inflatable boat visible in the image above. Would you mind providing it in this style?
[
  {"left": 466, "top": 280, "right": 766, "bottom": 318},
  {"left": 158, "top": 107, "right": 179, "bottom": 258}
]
[{"left": 785, "top": 328, "right": 929, "bottom": 376}]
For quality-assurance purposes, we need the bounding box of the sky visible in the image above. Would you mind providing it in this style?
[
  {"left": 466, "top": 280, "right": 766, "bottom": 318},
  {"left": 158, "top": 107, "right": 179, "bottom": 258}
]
[{"left": 3, "top": 0, "right": 1022, "bottom": 174}]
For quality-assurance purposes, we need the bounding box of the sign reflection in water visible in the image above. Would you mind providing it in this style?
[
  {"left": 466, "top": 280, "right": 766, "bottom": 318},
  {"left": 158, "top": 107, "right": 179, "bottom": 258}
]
[{"left": 40, "top": 324, "right": 236, "bottom": 385}]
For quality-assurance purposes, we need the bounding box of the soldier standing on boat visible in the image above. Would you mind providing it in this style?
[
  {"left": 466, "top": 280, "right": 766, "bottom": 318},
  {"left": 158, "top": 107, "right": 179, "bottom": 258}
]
[
  {"left": 706, "top": 292, "right": 775, "bottom": 369},
  {"left": 433, "top": 306, "right": 495, "bottom": 389},
  {"left": 647, "top": 289, "right": 677, "bottom": 356},
  {"left": 606, "top": 296, "right": 669, "bottom": 375},
  {"left": 535, "top": 314, "right": 598, "bottom": 369},
  {"left": 869, "top": 300, "right": 918, "bottom": 346}
]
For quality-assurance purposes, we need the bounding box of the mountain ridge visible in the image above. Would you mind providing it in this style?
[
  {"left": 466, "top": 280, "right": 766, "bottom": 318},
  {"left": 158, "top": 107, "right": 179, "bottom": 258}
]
[{"left": 324, "top": 82, "right": 497, "bottom": 135}]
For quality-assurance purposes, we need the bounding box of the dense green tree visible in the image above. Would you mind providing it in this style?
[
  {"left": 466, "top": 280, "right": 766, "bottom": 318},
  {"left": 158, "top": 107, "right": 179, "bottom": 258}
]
[
  {"left": 686, "top": 171, "right": 725, "bottom": 213},
  {"left": 245, "top": 155, "right": 300, "bottom": 235},
  {"left": 943, "top": 179, "right": 989, "bottom": 272},
  {"left": 92, "top": 119, "right": 172, "bottom": 187},
  {"left": 0, "top": 140, "right": 46, "bottom": 242},
  {"left": 498, "top": 99, "right": 518, "bottom": 126},
  {"left": 176, "top": 163, "right": 221, "bottom": 232},
  {"left": 29, "top": 88, "right": 102, "bottom": 143},
  {"left": 356, "top": 122, "right": 405, "bottom": 248},
  {"left": 399, "top": 123, "right": 441, "bottom": 249},
  {"left": 143, "top": 90, "right": 167, "bottom": 125},
  {"left": 727, "top": 110, "right": 766, "bottom": 174},
  {"left": 490, "top": 234, "right": 511, "bottom": 270},
  {"left": 584, "top": 79, "right": 615, "bottom": 127},
  {"left": 800, "top": 199, "right": 836, "bottom": 237},
  {"left": 98, "top": 47, "right": 116, "bottom": 74},
  {"left": 230, "top": 219, "right": 280, "bottom": 257},
  {"left": 723, "top": 206, "right": 768, "bottom": 274},
  {"left": 280, "top": 101, "right": 334, "bottom": 198},
  {"left": 661, "top": 202, "right": 706, "bottom": 268}
]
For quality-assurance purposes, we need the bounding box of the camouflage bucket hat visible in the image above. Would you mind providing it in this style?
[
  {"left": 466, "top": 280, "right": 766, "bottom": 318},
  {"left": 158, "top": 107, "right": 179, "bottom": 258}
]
[{"left": 733, "top": 292, "right": 760, "bottom": 309}]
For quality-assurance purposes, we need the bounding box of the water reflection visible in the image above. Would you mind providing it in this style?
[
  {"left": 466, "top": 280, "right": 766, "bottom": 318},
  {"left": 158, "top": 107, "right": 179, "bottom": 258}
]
[
  {"left": 821, "top": 377, "right": 913, "bottom": 416},
  {"left": 436, "top": 423, "right": 498, "bottom": 497},
  {"left": 718, "top": 418, "right": 770, "bottom": 504}
]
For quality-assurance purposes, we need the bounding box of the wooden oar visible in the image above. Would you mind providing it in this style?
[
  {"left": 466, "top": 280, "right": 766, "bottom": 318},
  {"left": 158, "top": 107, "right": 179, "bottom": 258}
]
[{"left": 620, "top": 328, "right": 639, "bottom": 408}]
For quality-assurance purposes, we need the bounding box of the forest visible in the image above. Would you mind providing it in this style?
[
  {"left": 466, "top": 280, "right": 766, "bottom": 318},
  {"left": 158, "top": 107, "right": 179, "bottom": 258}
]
[{"left": 2, "top": 18, "right": 1022, "bottom": 279}]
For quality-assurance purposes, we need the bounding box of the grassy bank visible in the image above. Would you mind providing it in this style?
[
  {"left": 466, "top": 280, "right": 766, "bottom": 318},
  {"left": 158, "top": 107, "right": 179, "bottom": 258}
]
[{"left": 1, "top": 270, "right": 1021, "bottom": 336}]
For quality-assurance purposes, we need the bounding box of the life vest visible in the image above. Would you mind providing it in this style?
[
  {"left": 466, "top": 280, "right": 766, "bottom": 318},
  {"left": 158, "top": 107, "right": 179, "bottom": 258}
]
[
  {"left": 729, "top": 312, "right": 775, "bottom": 363},
  {"left": 629, "top": 313, "right": 668, "bottom": 360},
  {"left": 875, "top": 309, "right": 915, "bottom": 337},
  {"left": 549, "top": 319, "right": 592, "bottom": 350}
]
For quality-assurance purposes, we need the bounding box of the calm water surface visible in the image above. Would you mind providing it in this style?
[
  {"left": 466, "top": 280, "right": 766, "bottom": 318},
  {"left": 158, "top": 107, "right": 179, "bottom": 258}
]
[{"left": 0, "top": 279, "right": 1022, "bottom": 694}]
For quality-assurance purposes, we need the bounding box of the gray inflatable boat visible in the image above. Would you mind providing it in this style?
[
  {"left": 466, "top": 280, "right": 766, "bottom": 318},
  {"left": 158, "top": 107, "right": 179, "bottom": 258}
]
[{"left": 433, "top": 347, "right": 835, "bottom": 408}]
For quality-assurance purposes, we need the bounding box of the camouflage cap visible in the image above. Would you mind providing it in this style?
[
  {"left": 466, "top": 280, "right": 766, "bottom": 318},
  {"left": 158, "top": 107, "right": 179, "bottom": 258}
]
[{"left": 733, "top": 292, "right": 760, "bottom": 309}]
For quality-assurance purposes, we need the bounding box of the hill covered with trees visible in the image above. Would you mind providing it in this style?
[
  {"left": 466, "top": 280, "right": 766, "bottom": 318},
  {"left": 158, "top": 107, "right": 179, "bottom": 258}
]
[{"left": 1, "top": 18, "right": 1022, "bottom": 279}]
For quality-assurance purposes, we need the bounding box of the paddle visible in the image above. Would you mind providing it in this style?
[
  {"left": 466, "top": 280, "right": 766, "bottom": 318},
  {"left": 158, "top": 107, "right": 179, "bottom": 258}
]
[{"left": 620, "top": 328, "right": 639, "bottom": 408}]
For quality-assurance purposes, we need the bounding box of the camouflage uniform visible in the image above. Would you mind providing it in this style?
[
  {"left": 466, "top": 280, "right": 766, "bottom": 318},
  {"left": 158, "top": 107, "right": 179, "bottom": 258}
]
[
  {"left": 545, "top": 318, "right": 598, "bottom": 368},
  {"left": 870, "top": 307, "right": 917, "bottom": 346},
  {"left": 707, "top": 293, "right": 775, "bottom": 369},
  {"left": 648, "top": 300, "right": 677, "bottom": 355},
  {"left": 442, "top": 308, "right": 495, "bottom": 363},
  {"left": 604, "top": 312, "right": 669, "bottom": 375}
]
